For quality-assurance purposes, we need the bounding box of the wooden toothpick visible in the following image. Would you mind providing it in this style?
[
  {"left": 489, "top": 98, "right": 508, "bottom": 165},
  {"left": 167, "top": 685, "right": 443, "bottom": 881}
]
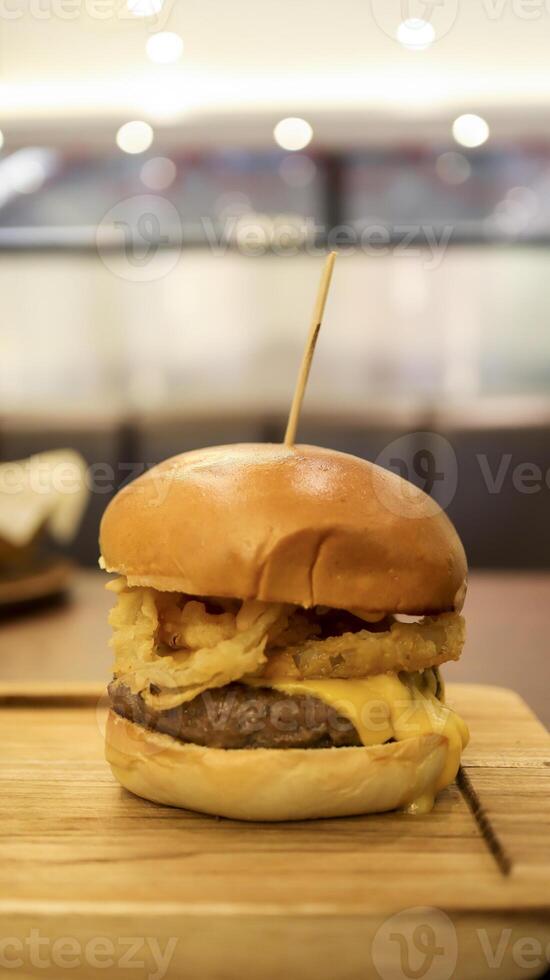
[{"left": 284, "top": 251, "right": 337, "bottom": 446}]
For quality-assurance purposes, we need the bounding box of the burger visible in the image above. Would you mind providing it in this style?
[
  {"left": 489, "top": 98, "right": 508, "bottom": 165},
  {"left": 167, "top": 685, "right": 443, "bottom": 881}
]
[{"left": 99, "top": 443, "right": 468, "bottom": 821}]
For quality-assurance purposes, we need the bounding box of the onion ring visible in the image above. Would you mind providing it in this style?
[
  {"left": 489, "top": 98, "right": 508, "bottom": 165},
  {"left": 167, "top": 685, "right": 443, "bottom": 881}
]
[{"left": 260, "top": 613, "right": 465, "bottom": 681}]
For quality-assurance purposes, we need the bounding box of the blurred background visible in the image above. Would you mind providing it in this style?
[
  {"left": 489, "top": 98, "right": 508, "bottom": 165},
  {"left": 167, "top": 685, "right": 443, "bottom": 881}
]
[{"left": 0, "top": 0, "right": 549, "bottom": 720}]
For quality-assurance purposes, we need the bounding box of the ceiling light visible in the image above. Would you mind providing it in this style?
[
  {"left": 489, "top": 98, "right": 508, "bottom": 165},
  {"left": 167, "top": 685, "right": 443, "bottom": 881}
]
[
  {"left": 506, "top": 185, "right": 538, "bottom": 212},
  {"left": 146, "top": 32, "right": 183, "bottom": 65},
  {"left": 396, "top": 19, "right": 435, "bottom": 50},
  {"left": 4, "top": 148, "right": 58, "bottom": 194},
  {"left": 127, "top": 0, "right": 164, "bottom": 17},
  {"left": 116, "top": 120, "right": 154, "bottom": 154},
  {"left": 274, "top": 117, "right": 313, "bottom": 152},
  {"left": 452, "top": 114, "right": 489, "bottom": 148},
  {"left": 490, "top": 199, "right": 531, "bottom": 235},
  {"left": 435, "top": 151, "right": 471, "bottom": 185},
  {"left": 140, "top": 156, "right": 177, "bottom": 190},
  {"left": 0, "top": 148, "right": 59, "bottom": 208}
]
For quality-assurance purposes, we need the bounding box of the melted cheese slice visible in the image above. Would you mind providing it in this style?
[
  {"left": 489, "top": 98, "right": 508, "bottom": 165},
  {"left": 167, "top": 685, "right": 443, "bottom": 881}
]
[{"left": 247, "top": 671, "right": 469, "bottom": 797}]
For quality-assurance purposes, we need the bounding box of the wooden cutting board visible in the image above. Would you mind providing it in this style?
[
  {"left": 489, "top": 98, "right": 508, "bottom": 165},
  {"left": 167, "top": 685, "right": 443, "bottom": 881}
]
[{"left": 1, "top": 683, "right": 549, "bottom": 980}]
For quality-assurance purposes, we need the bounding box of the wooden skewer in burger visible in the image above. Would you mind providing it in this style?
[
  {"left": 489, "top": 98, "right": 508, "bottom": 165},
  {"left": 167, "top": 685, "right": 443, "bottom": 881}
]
[{"left": 100, "top": 252, "right": 468, "bottom": 821}]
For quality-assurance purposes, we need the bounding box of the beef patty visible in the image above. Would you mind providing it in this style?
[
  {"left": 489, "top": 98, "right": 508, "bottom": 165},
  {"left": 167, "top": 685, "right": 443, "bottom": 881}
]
[{"left": 109, "top": 681, "right": 362, "bottom": 749}]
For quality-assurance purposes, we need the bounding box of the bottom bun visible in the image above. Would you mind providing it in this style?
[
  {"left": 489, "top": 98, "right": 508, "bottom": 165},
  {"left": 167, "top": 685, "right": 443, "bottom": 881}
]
[{"left": 106, "top": 711, "right": 449, "bottom": 821}]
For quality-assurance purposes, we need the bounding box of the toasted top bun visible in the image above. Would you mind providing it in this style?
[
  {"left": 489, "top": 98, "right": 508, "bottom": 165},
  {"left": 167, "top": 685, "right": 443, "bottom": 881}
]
[{"left": 100, "top": 443, "right": 467, "bottom": 614}]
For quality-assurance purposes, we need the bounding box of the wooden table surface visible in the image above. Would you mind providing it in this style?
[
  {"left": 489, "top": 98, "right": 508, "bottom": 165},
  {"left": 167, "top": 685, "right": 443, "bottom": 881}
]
[
  {"left": 0, "top": 569, "right": 548, "bottom": 727},
  {"left": 1, "top": 682, "right": 549, "bottom": 980}
]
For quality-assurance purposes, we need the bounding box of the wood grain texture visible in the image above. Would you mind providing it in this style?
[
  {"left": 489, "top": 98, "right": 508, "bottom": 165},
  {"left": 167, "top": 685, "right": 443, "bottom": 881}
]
[{"left": 1, "top": 684, "right": 549, "bottom": 980}]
